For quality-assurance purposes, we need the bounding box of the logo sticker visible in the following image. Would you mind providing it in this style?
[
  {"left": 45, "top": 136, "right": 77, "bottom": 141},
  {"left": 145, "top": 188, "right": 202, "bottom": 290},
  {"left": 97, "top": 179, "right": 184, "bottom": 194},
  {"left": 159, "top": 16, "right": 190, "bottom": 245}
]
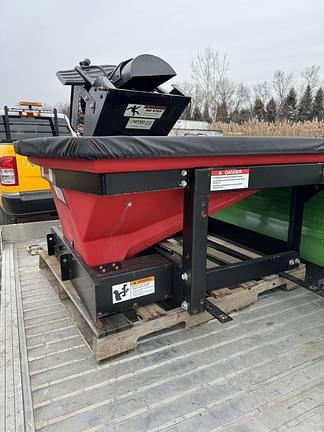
[{"left": 126, "top": 117, "right": 155, "bottom": 130}]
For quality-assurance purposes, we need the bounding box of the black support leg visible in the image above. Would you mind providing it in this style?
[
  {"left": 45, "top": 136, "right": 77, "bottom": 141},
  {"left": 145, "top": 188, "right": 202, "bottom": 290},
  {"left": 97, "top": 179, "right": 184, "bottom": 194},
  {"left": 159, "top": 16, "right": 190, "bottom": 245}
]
[
  {"left": 287, "top": 186, "right": 305, "bottom": 252},
  {"left": 182, "top": 169, "right": 210, "bottom": 314},
  {"left": 287, "top": 186, "right": 319, "bottom": 252}
]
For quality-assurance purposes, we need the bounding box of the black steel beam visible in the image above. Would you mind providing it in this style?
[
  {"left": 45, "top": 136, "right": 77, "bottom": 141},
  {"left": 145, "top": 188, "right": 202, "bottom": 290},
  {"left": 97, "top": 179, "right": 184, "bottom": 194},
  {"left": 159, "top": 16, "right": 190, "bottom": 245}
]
[
  {"left": 208, "top": 218, "right": 287, "bottom": 255},
  {"left": 50, "top": 164, "right": 324, "bottom": 197},
  {"left": 206, "top": 251, "right": 299, "bottom": 290},
  {"left": 182, "top": 169, "right": 210, "bottom": 313},
  {"left": 246, "top": 164, "right": 324, "bottom": 189},
  {"left": 287, "top": 187, "right": 306, "bottom": 252},
  {"left": 51, "top": 168, "right": 188, "bottom": 195},
  {"left": 209, "top": 164, "right": 324, "bottom": 192}
]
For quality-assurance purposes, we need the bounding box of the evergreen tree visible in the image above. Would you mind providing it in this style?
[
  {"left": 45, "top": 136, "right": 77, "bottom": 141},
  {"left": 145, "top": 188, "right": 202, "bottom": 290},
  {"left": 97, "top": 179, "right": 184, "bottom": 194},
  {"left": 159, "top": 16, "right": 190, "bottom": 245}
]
[
  {"left": 298, "top": 85, "right": 313, "bottom": 121},
  {"left": 192, "top": 105, "right": 202, "bottom": 121},
  {"left": 228, "top": 109, "right": 241, "bottom": 123},
  {"left": 238, "top": 108, "right": 252, "bottom": 123},
  {"left": 312, "top": 87, "right": 324, "bottom": 121},
  {"left": 237, "top": 108, "right": 252, "bottom": 124},
  {"left": 281, "top": 87, "right": 298, "bottom": 121},
  {"left": 253, "top": 98, "right": 265, "bottom": 121},
  {"left": 265, "top": 98, "right": 277, "bottom": 123}
]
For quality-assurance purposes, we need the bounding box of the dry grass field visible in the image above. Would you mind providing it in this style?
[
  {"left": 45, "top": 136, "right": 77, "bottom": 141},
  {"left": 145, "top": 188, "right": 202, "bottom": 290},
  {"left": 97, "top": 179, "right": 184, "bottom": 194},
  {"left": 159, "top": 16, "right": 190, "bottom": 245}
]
[{"left": 213, "top": 119, "right": 324, "bottom": 137}]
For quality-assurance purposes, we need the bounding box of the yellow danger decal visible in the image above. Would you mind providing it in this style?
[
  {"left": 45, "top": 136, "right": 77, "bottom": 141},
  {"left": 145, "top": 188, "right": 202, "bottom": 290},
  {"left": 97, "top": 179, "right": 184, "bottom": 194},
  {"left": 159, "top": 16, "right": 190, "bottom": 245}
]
[{"left": 112, "top": 276, "right": 155, "bottom": 304}]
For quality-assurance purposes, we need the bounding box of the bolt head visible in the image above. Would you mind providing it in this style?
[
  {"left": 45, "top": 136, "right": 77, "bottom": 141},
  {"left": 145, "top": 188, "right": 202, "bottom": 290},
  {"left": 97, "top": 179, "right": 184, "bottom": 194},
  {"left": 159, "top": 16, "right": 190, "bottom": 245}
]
[
  {"left": 181, "top": 170, "right": 187, "bottom": 176},
  {"left": 181, "top": 272, "right": 188, "bottom": 281},
  {"left": 180, "top": 180, "right": 187, "bottom": 188},
  {"left": 181, "top": 301, "right": 189, "bottom": 311}
]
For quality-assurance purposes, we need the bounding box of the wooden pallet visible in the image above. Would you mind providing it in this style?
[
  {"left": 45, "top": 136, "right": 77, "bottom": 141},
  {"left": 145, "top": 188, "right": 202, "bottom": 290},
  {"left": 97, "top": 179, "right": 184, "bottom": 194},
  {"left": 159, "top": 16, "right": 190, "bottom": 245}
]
[
  {"left": 160, "top": 236, "right": 306, "bottom": 314},
  {"left": 38, "top": 236, "right": 305, "bottom": 362}
]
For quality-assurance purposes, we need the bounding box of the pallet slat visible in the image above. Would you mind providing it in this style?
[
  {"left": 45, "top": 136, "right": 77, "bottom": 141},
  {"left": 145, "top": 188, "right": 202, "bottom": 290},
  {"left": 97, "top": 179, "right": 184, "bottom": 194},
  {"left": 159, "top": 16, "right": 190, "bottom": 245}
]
[{"left": 210, "top": 266, "right": 305, "bottom": 313}]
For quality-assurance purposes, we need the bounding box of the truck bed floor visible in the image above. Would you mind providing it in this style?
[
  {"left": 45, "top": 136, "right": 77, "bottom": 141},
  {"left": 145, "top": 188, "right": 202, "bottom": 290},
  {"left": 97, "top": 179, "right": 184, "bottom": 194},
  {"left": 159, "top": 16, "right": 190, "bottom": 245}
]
[{"left": 2, "top": 228, "right": 324, "bottom": 432}]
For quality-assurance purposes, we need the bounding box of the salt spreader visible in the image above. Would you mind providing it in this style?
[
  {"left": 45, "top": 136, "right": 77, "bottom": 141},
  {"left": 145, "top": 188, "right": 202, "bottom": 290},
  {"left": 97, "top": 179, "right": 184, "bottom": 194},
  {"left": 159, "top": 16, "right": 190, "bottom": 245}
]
[{"left": 15, "top": 54, "right": 324, "bottom": 331}]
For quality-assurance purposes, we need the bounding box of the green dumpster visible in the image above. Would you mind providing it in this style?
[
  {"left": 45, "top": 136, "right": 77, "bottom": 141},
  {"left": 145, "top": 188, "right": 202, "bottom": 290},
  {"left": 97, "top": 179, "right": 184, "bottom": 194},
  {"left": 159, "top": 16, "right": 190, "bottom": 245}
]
[{"left": 214, "top": 188, "right": 324, "bottom": 267}]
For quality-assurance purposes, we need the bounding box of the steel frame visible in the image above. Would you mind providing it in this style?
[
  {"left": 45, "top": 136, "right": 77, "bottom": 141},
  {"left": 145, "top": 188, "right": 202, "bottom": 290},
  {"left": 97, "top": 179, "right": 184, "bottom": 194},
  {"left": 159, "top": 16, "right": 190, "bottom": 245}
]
[
  {"left": 47, "top": 226, "right": 173, "bottom": 323},
  {"left": 47, "top": 162, "right": 324, "bottom": 321}
]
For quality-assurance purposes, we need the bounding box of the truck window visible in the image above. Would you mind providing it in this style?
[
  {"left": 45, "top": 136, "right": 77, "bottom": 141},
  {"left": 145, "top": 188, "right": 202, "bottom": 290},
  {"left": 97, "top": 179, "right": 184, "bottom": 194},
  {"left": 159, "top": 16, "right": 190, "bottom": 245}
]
[{"left": 0, "top": 116, "right": 71, "bottom": 142}]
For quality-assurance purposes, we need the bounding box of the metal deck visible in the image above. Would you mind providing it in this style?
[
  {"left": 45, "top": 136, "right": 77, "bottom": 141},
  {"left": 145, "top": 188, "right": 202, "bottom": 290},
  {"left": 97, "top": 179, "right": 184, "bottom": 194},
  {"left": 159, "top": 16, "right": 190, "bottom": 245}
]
[{"left": 1, "top": 222, "right": 324, "bottom": 432}]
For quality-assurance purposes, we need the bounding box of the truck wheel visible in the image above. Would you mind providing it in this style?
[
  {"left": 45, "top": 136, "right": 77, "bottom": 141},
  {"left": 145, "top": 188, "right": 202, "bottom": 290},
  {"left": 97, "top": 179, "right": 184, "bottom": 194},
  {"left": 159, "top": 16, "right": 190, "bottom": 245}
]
[{"left": 0, "top": 208, "right": 16, "bottom": 225}]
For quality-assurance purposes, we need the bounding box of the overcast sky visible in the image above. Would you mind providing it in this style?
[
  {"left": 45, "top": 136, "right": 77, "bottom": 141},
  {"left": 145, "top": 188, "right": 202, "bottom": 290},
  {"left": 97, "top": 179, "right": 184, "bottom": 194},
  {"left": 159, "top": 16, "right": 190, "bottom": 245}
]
[{"left": 1, "top": 0, "right": 324, "bottom": 107}]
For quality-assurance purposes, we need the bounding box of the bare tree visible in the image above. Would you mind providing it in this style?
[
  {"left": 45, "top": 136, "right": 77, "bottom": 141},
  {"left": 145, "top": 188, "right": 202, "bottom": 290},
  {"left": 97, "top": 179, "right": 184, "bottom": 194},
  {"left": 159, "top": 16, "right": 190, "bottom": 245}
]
[
  {"left": 301, "top": 65, "right": 320, "bottom": 92},
  {"left": 191, "top": 48, "right": 218, "bottom": 107},
  {"left": 176, "top": 80, "right": 197, "bottom": 119},
  {"left": 211, "top": 52, "right": 236, "bottom": 112},
  {"left": 272, "top": 70, "right": 294, "bottom": 104},
  {"left": 192, "top": 83, "right": 204, "bottom": 116},
  {"left": 232, "top": 83, "right": 251, "bottom": 112},
  {"left": 176, "top": 80, "right": 194, "bottom": 97},
  {"left": 216, "top": 77, "right": 236, "bottom": 106},
  {"left": 253, "top": 81, "right": 271, "bottom": 105},
  {"left": 191, "top": 48, "right": 235, "bottom": 120}
]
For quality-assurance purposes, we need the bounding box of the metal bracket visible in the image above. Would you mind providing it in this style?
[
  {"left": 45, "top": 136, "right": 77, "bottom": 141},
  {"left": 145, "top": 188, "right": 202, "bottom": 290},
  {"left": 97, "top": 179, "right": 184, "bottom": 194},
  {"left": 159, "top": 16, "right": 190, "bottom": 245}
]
[
  {"left": 78, "top": 87, "right": 96, "bottom": 112},
  {"left": 60, "top": 253, "right": 73, "bottom": 281},
  {"left": 53, "top": 107, "right": 59, "bottom": 136},
  {"left": 204, "top": 299, "right": 233, "bottom": 323},
  {"left": 280, "top": 271, "right": 324, "bottom": 297},
  {"left": 3, "top": 106, "right": 12, "bottom": 141},
  {"left": 47, "top": 233, "right": 55, "bottom": 256}
]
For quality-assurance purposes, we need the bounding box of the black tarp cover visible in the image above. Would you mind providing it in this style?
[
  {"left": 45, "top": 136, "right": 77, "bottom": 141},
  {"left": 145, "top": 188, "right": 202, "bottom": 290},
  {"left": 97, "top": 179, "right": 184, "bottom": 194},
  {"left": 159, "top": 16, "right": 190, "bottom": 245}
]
[{"left": 14, "top": 136, "right": 324, "bottom": 160}]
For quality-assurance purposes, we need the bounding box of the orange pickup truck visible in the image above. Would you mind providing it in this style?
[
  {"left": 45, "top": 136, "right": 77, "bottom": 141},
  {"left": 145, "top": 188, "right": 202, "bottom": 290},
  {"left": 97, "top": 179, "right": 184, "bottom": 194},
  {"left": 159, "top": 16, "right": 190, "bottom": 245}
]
[{"left": 0, "top": 101, "right": 74, "bottom": 223}]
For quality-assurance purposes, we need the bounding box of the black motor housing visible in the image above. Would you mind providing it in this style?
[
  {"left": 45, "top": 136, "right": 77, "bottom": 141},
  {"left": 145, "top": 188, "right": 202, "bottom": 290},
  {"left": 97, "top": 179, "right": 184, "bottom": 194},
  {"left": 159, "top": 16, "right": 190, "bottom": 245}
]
[{"left": 57, "top": 54, "right": 190, "bottom": 136}]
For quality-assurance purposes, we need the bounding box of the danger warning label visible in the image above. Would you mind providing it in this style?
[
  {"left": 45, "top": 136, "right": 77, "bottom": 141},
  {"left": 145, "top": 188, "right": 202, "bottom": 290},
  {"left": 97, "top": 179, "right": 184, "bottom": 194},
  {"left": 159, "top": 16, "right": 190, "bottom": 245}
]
[
  {"left": 210, "top": 168, "right": 250, "bottom": 191},
  {"left": 112, "top": 276, "right": 155, "bottom": 304}
]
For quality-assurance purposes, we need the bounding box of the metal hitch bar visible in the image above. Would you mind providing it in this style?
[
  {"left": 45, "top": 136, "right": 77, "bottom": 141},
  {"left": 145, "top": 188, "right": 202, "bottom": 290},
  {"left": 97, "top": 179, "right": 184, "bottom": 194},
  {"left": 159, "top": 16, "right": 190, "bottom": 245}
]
[{"left": 204, "top": 299, "right": 233, "bottom": 323}]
